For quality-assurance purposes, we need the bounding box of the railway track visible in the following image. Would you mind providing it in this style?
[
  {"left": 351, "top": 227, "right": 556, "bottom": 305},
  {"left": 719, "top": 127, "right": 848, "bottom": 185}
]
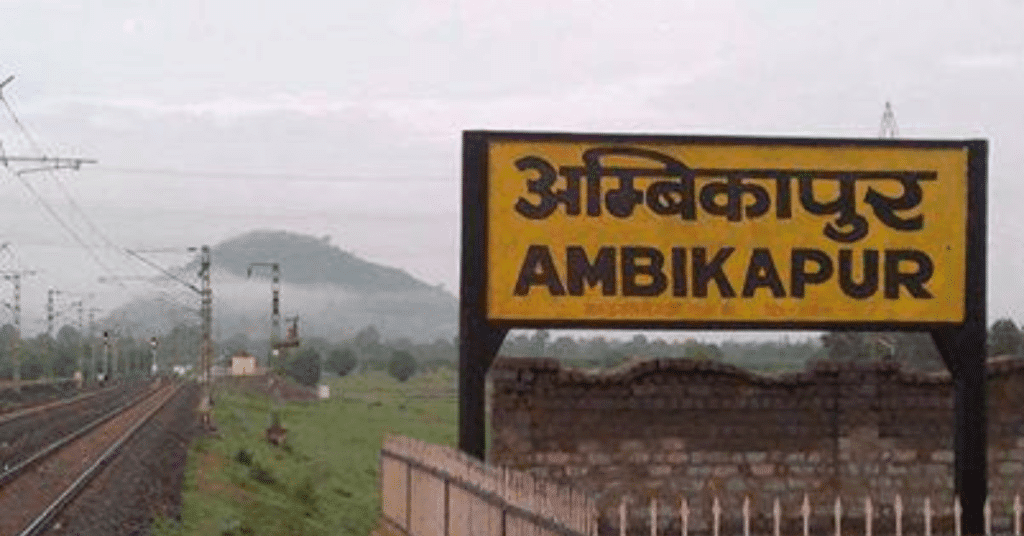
[
  {"left": 0, "top": 380, "right": 150, "bottom": 472},
  {"left": 0, "top": 380, "right": 183, "bottom": 535},
  {"left": 0, "top": 381, "right": 120, "bottom": 425}
]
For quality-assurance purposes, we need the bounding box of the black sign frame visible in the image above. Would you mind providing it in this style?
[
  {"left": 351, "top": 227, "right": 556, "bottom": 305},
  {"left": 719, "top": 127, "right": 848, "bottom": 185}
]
[{"left": 460, "top": 130, "right": 987, "bottom": 533}]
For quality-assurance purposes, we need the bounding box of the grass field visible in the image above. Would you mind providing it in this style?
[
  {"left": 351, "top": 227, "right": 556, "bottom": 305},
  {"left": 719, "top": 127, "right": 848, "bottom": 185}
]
[{"left": 154, "top": 370, "right": 461, "bottom": 536}]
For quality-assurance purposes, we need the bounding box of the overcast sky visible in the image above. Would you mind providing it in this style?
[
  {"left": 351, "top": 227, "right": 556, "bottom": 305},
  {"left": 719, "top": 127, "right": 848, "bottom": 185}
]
[{"left": 0, "top": 0, "right": 1022, "bottom": 339}]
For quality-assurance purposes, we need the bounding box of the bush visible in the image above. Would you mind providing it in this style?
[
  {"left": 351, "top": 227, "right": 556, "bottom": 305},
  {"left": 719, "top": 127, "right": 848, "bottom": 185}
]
[
  {"left": 235, "top": 449, "right": 253, "bottom": 466},
  {"left": 325, "top": 348, "right": 357, "bottom": 377},
  {"left": 250, "top": 464, "right": 277, "bottom": 485},
  {"left": 387, "top": 350, "right": 417, "bottom": 382},
  {"left": 284, "top": 348, "right": 321, "bottom": 387}
]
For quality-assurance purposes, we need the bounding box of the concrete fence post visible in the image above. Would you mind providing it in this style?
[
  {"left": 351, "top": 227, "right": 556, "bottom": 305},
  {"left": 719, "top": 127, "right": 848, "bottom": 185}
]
[
  {"left": 802, "top": 494, "right": 810, "bottom": 536},
  {"left": 925, "top": 497, "right": 932, "bottom": 536},
  {"left": 955, "top": 496, "right": 962, "bottom": 536},
  {"left": 1014, "top": 494, "right": 1021, "bottom": 536},
  {"left": 834, "top": 497, "right": 842, "bottom": 536},
  {"left": 680, "top": 497, "right": 689, "bottom": 536},
  {"left": 895, "top": 494, "right": 903, "bottom": 536}
]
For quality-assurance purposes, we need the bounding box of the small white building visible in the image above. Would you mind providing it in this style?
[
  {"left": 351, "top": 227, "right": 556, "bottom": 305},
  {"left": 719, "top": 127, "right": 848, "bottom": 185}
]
[{"left": 231, "top": 351, "right": 258, "bottom": 376}]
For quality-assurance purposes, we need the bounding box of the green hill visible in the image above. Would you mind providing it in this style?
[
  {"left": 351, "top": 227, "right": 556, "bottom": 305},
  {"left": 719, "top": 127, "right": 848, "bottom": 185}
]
[{"left": 191, "top": 229, "right": 444, "bottom": 293}]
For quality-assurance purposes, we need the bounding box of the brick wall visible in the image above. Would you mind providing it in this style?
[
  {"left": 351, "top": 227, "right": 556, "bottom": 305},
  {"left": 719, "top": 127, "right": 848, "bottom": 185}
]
[{"left": 489, "top": 356, "right": 1024, "bottom": 525}]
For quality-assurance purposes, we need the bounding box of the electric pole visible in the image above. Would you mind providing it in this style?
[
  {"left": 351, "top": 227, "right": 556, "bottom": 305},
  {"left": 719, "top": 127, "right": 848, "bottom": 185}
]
[
  {"left": 149, "top": 336, "right": 159, "bottom": 376},
  {"left": 247, "top": 262, "right": 281, "bottom": 369},
  {"left": 200, "top": 246, "right": 212, "bottom": 385},
  {"left": 46, "top": 287, "right": 60, "bottom": 377},
  {"left": 101, "top": 329, "right": 110, "bottom": 381},
  {"left": 88, "top": 307, "right": 101, "bottom": 382},
  {"left": 2, "top": 270, "right": 36, "bottom": 383},
  {"left": 74, "top": 300, "right": 84, "bottom": 383}
]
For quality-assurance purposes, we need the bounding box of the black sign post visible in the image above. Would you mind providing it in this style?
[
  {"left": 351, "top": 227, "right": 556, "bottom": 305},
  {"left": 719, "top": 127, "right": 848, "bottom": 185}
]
[
  {"left": 460, "top": 131, "right": 987, "bottom": 534},
  {"left": 459, "top": 134, "right": 508, "bottom": 459},
  {"left": 930, "top": 140, "right": 987, "bottom": 535}
]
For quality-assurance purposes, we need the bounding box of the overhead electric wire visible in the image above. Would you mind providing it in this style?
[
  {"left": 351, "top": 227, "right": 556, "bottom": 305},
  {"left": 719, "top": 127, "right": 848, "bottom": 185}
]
[
  {"left": 122, "top": 249, "right": 201, "bottom": 295},
  {"left": 0, "top": 164, "right": 123, "bottom": 286},
  {"left": 0, "top": 92, "right": 131, "bottom": 266},
  {"left": 95, "top": 165, "right": 452, "bottom": 183}
]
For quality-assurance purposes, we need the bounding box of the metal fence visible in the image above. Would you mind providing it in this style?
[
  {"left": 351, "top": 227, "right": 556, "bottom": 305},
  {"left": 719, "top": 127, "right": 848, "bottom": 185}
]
[
  {"left": 379, "top": 435, "right": 598, "bottom": 536},
  {"left": 609, "top": 494, "right": 1024, "bottom": 536}
]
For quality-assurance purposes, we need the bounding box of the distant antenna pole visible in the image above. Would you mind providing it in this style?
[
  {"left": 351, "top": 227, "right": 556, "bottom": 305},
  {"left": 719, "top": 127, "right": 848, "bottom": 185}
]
[
  {"left": 2, "top": 270, "right": 37, "bottom": 384},
  {"left": 879, "top": 101, "right": 899, "bottom": 138}
]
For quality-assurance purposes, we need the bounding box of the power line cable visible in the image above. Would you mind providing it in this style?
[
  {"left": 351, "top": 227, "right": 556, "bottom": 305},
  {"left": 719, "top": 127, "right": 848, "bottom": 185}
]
[
  {"left": 0, "top": 164, "right": 124, "bottom": 286},
  {"left": 93, "top": 165, "right": 452, "bottom": 183},
  {"left": 0, "top": 93, "right": 129, "bottom": 261}
]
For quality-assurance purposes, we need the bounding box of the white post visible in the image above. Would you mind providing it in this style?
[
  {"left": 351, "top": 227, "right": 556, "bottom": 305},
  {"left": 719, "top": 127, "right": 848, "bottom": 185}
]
[
  {"left": 743, "top": 496, "right": 751, "bottom": 536},
  {"left": 651, "top": 497, "right": 659, "bottom": 536},
  {"left": 984, "top": 497, "right": 991, "bottom": 536},
  {"left": 801, "top": 494, "right": 810, "bottom": 536},
  {"left": 835, "top": 497, "right": 843, "bottom": 536},
  {"left": 924, "top": 497, "right": 932, "bottom": 536},
  {"left": 774, "top": 497, "right": 782, "bottom": 536},
  {"left": 954, "top": 496, "right": 962, "bottom": 536},
  {"left": 713, "top": 496, "right": 721, "bottom": 536},
  {"left": 1015, "top": 494, "right": 1022, "bottom": 536},
  {"left": 865, "top": 496, "right": 873, "bottom": 536},
  {"left": 681, "top": 497, "right": 689, "bottom": 536},
  {"left": 894, "top": 494, "right": 903, "bottom": 536},
  {"left": 620, "top": 497, "right": 627, "bottom": 536}
]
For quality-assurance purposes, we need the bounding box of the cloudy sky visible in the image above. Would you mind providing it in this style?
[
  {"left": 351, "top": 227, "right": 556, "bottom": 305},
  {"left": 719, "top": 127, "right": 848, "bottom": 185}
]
[{"left": 0, "top": 0, "right": 1022, "bottom": 338}]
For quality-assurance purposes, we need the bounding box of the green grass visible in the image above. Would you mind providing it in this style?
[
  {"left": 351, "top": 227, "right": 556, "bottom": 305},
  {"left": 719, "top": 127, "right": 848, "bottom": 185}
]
[{"left": 154, "top": 370, "right": 460, "bottom": 536}]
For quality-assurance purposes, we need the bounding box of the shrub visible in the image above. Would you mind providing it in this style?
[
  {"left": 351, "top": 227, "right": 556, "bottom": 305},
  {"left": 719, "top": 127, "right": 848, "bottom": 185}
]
[
  {"left": 325, "top": 348, "right": 357, "bottom": 377},
  {"left": 250, "top": 464, "right": 277, "bottom": 485},
  {"left": 284, "top": 348, "right": 321, "bottom": 386},
  {"left": 235, "top": 449, "right": 253, "bottom": 466},
  {"left": 387, "top": 350, "right": 417, "bottom": 382}
]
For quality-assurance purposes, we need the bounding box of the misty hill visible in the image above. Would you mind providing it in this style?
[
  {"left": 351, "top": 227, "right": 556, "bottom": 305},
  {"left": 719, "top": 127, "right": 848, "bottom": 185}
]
[
  {"left": 188, "top": 230, "right": 441, "bottom": 292},
  {"left": 106, "top": 230, "right": 457, "bottom": 343}
]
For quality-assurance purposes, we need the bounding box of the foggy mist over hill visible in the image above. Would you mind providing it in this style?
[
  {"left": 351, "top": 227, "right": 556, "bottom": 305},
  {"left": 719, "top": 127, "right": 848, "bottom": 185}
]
[{"left": 104, "top": 230, "right": 457, "bottom": 342}]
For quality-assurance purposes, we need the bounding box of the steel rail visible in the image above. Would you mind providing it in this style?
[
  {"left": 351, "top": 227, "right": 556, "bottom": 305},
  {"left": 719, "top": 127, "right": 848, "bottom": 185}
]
[
  {"left": 17, "top": 382, "right": 183, "bottom": 536},
  {"left": 0, "top": 381, "right": 159, "bottom": 488},
  {"left": 0, "top": 382, "right": 123, "bottom": 426}
]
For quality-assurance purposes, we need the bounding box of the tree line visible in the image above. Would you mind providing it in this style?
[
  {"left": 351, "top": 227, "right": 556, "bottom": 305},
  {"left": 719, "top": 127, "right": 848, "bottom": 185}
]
[
  {"left": 5, "top": 316, "right": 1020, "bottom": 383},
  {"left": 0, "top": 323, "right": 156, "bottom": 380}
]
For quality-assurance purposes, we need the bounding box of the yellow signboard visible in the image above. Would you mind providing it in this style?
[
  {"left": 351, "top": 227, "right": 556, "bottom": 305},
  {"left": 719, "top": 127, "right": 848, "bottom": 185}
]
[{"left": 483, "top": 137, "right": 970, "bottom": 324}]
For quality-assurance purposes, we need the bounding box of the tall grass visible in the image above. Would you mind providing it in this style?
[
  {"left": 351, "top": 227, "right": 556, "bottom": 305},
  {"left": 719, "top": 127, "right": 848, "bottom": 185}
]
[{"left": 155, "top": 370, "right": 459, "bottom": 536}]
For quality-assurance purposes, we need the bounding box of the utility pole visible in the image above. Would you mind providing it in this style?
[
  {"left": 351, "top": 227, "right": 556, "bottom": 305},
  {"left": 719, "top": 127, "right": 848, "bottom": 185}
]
[
  {"left": 74, "top": 300, "right": 84, "bottom": 382},
  {"left": 247, "top": 262, "right": 281, "bottom": 369},
  {"left": 101, "top": 329, "right": 110, "bottom": 381},
  {"left": 200, "top": 246, "right": 212, "bottom": 385},
  {"left": 46, "top": 287, "right": 60, "bottom": 377},
  {"left": 149, "top": 336, "right": 159, "bottom": 375},
  {"left": 199, "top": 245, "right": 215, "bottom": 430},
  {"left": 2, "top": 270, "right": 36, "bottom": 383},
  {"left": 88, "top": 307, "right": 101, "bottom": 382}
]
